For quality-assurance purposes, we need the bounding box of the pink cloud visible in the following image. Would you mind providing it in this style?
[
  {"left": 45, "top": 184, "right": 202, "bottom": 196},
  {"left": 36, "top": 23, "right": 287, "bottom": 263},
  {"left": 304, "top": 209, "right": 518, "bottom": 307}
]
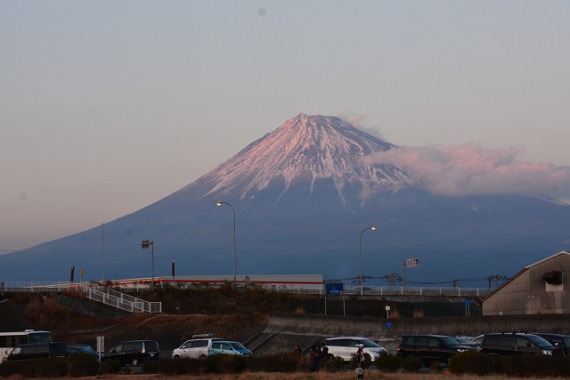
[{"left": 362, "top": 143, "right": 570, "bottom": 201}]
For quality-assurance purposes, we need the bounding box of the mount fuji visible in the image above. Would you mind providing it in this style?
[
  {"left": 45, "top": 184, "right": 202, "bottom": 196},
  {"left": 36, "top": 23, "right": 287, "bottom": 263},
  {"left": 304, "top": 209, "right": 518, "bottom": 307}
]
[{"left": 1, "top": 114, "right": 569, "bottom": 285}]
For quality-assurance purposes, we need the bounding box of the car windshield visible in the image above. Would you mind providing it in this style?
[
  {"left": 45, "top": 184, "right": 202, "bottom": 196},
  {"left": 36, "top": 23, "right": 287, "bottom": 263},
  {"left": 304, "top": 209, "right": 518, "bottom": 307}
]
[
  {"left": 77, "top": 346, "right": 95, "bottom": 353},
  {"left": 527, "top": 335, "right": 554, "bottom": 348},
  {"left": 470, "top": 336, "right": 483, "bottom": 345},
  {"left": 355, "top": 338, "right": 380, "bottom": 347},
  {"left": 230, "top": 342, "right": 246, "bottom": 350},
  {"left": 440, "top": 337, "right": 460, "bottom": 345}
]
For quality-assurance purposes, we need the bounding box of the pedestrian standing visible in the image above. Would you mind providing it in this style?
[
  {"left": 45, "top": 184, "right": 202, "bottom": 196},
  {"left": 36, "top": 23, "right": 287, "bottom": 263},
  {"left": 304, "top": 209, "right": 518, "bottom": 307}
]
[
  {"left": 553, "top": 343, "right": 566, "bottom": 356},
  {"left": 294, "top": 344, "right": 302, "bottom": 354}
]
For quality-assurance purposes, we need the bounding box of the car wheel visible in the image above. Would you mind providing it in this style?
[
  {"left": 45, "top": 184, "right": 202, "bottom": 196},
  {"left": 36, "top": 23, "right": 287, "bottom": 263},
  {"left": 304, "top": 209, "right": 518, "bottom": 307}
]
[
  {"left": 199, "top": 354, "right": 207, "bottom": 360},
  {"left": 173, "top": 355, "right": 180, "bottom": 359}
]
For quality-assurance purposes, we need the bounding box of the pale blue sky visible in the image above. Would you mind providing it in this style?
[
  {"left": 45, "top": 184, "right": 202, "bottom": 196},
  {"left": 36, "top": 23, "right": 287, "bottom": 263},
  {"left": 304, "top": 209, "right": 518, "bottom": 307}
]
[{"left": 1, "top": 1, "right": 569, "bottom": 253}]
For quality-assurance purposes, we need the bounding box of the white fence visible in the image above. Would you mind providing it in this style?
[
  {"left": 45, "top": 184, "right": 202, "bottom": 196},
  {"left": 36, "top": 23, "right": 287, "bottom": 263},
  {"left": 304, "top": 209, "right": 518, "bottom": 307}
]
[
  {"left": 340, "top": 285, "right": 489, "bottom": 297},
  {"left": 0, "top": 281, "right": 162, "bottom": 313}
]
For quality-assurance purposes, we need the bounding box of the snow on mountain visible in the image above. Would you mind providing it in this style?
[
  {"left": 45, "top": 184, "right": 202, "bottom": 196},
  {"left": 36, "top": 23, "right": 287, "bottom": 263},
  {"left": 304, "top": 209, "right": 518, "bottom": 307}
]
[{"left": 184, "top": 113, "right": 414, "bottom": 203}]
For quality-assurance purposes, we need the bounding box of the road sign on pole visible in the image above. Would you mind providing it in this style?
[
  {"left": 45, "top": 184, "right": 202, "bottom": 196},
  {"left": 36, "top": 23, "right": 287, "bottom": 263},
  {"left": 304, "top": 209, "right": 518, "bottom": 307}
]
[{"left": 405, "top": 258, "right": 420, "bottom": 268}]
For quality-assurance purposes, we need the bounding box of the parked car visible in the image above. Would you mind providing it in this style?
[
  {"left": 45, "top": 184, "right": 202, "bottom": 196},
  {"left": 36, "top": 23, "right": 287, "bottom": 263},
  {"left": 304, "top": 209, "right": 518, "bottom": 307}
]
[
  {"left": 534, "top": 333, "right": 570, "bottom": 356},
  {"left": 479, "top": 333, "right": 553, "bottom": 356},
  {"left": 172, "top": 334, "right": 224, "bottom": 359},
  {"left": 323, "top": 336, "right": 389, "bottom": 363},
  {"left": 454, "top": 336, "right": 475, "bottom": 344},
  {"left": 397, "top": 335, "right": 473, "bottom": 364},
  {"left": 208, "top": 340, "right": 252, "bottom": 356},
  {"left": 462, "top": 335, "right": 484, "bottom": 351},
  {"left": 104, "top": 340, "right": 159, "bottom": 366},
  {"left": 7, "top": 342, "right": 68, "bottom": 361},
  {"left": 68, "top": 344, "right": 99, "bottom": 359}
]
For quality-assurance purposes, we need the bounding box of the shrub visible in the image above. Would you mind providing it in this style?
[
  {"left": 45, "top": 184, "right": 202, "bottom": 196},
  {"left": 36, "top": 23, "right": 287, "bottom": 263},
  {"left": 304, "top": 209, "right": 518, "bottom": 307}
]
[
  {"left": 401, "top": 355, "right": 423, "bottom": 372},
  {"left": 500, "top": 355, "right": 563, "bottom": 377},
  {"left": 35, "top": 358, "right": 68, "bottom": 377},
  {"left": 320, "top": 355, "right": 344, "bottom": 372},
  {"left": 142, "top": 359, "right": 160, "bottom": 373},
  {"left": 350, "top": 352, "right": 371, "bottom": 369},
  {"left": 0, "top": 361, "right": 32, "bottom": 377},
  {"left": 430, "top": 360, "right": 443, "bottom": 373},
  {"left": 449, "top": 351, "right": 496, "bottom": 375},
  {"left": 376, "top": 353, "right": 399, "bottom": 372},
  {"left": 0, "top": 359, "right": 67, "bottom": 378},
  {"left": 100, "top": 358, "right": 122, "bottom": 374},
  {"left": 67, "top": 355, "right": 100, "bottom": 377},
  {"left": 159, "top": 358, "right": 206, "bottom": 375},
  {"left": 246, "top": 352, "right": 298, "bottom": 373},
  {"left": 204, "top": 354, "right": 247, "bottom": 374}
]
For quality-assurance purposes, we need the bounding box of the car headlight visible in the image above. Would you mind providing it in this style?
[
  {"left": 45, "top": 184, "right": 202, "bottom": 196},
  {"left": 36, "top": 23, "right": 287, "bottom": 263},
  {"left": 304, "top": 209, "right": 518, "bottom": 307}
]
[{"left": 543, "top": 350, "right": 552, "bottom": 355}]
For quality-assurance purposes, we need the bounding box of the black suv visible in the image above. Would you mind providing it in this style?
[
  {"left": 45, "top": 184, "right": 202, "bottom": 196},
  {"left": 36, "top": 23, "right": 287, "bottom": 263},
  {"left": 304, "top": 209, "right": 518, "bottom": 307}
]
[
  {"left": 105, "top": 340, "right": 159, "bottom": 366},
  {"left": 397, "top": 335, "right": 473, "bottom": 364},
  {"left": 534, "top": 333, "right": 570, "bottom": 356},
  {"left": 479, "top": 333, "right": 553, "bottom": 356},
  {"left": 8, "top": 342, "right": 68, "bottom": 360}
]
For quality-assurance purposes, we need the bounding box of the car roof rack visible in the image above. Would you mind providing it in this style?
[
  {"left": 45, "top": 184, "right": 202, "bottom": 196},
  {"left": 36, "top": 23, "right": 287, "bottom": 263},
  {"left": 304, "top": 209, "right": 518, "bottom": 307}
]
[{"left": 191, "top": 333, "right": 214, "bottom": 338}]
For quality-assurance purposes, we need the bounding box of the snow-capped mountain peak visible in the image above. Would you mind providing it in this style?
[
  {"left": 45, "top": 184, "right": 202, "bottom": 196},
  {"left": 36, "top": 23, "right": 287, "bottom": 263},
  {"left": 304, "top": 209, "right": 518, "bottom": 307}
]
[{"left": 190, "top": 113, "right": 414, "bottom": 200}]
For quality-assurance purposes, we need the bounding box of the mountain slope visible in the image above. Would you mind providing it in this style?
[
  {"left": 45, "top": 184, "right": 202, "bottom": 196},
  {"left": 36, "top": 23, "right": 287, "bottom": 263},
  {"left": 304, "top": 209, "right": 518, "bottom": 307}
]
[{"left": 0, "top": 114, "right": 568, "bottom": 284}]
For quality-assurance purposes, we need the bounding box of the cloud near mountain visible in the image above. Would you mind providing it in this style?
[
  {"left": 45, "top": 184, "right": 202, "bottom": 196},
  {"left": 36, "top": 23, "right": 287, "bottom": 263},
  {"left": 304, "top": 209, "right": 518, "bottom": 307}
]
[{"left": 362, "top": 143, "right": 570, "bottom": 201}]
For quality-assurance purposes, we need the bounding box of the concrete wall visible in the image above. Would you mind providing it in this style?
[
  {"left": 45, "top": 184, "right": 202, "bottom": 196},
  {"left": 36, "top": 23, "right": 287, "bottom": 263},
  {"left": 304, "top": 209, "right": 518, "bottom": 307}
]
[{"left": 267, "top": 312, "right": 570, "bottom": 340}]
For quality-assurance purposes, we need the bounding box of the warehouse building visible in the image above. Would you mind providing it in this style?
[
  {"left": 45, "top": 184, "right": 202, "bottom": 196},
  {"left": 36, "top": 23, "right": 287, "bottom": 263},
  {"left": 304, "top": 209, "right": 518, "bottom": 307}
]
[{"left": 483, "top": 251, "right": 570, "bottom": 315}]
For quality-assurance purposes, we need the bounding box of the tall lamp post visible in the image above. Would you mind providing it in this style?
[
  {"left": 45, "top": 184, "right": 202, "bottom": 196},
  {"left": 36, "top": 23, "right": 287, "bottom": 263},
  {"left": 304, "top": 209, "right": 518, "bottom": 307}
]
[
  {"left": 359, "top": 226, "right": 377, "bottom": 295},
  {"left": 141, "top": 240, "right": 155, "bottom": 288},
  {"left": 216, "top": 201, "right": 237, "bottom": 284}
]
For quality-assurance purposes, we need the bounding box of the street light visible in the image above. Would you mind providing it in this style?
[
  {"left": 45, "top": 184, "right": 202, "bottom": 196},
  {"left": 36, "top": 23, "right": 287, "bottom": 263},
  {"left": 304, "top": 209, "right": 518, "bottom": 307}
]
[
  {"left": 216, "top": 201, "right": 237, "bottom": 284},
  {"left": 141, "top": 240, "right": 155, "bottom": 288},
  {"left": 359, "top": 226, "right": 377, "bottom": 295}
]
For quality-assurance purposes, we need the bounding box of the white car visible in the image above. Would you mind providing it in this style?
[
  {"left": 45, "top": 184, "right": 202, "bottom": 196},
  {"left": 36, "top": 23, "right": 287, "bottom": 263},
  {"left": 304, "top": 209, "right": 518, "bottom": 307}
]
[
  {"left": 323, "top": 336, "right": 389, "bottom": 362},
  {"left": 172, "top": 334, "right": 223, "bottom": 359}
]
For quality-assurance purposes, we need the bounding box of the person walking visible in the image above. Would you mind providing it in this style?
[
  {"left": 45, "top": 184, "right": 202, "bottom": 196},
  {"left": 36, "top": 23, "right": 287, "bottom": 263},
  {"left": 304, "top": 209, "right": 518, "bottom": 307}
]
[
  {"left": 355, "top": 344, "right": 365, "bottom": 379},
  {"left": 309, "top": 346, "right": 316, "bottom": 371},
  {"left": 313, "top": 344, "right": 322, "bottom": 372},
  {"left": 318, "top": 342, "right": 329, "bottom": 368}
]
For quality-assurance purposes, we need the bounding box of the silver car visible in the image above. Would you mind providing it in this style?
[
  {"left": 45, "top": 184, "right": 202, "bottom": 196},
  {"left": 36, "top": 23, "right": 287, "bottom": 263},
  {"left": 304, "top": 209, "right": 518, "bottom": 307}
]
[{"left": 324, "top": 336, "right": 389, "bottom": 362}]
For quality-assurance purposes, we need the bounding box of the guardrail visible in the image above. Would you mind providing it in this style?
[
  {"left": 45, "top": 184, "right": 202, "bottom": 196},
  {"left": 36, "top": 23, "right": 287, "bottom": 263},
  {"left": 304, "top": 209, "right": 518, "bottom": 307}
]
[
  {"left": 339, "top": 285, "right": 490, "bottom": 297},
  {"left": 0, "top": 280, "right": 490, "bottom": 301},
  {"left": 0, "top": 281, "right": 162, "bottom": 313}
]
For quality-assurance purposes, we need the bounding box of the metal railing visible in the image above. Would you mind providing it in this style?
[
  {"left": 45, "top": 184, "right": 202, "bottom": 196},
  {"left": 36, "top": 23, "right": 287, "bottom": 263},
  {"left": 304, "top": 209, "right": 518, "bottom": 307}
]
[
  {"left": 340, "top": 285, "right": 490, "bottom": 297},
  {"left": 0, "top": 281, "right": 162, "bottom": 313},
  {"left": 83, "top": 284, "right": 162, "bottom": 313},
  {"left": 0, "top": 279, "right": 490, "bottom": 301}
]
